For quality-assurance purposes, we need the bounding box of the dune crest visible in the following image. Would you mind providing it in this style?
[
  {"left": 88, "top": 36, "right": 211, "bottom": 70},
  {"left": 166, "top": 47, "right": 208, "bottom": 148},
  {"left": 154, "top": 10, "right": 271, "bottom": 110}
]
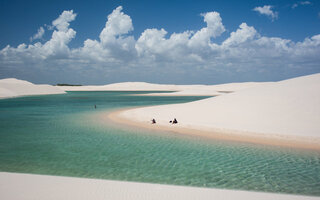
[{"left": 0, "top": 78, "right": 65, "bottom": 98}]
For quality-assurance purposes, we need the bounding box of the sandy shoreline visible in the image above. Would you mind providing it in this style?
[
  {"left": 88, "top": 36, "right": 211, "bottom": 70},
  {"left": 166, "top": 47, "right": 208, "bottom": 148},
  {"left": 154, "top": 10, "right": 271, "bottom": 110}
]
[
  {"left": 107, "top": 108, "right": 320, "bottom": 151},
  {"left": 1, "top": 172, "right": 319, "bottom": 200}
]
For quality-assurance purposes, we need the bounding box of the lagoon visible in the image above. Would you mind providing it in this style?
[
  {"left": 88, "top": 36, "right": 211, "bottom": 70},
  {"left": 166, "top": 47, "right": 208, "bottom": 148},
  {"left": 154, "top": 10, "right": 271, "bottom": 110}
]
[{"left": 0, "top": 91, "right": 319, "bottom": 196}]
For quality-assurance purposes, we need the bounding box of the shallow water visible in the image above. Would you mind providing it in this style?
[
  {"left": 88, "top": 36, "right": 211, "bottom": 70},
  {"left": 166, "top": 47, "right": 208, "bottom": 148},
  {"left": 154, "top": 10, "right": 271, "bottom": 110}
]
[{"left": 0, "top": 91, "right": 319, "bottom": 196}]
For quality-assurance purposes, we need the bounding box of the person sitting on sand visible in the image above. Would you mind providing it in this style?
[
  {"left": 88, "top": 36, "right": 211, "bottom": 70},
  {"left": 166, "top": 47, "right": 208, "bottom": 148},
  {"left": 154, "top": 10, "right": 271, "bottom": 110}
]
[
  {"left": 151, "top": 119, "right": 156, "bottom": 124},
  {"left": 172, "top": 118, "right": 178, "bottom": 124}
]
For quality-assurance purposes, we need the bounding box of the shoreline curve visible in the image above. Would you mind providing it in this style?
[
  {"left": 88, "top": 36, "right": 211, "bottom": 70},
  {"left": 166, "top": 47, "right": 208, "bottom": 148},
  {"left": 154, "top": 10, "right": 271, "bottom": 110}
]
[{"left": 107, "top": 108, "right": 320, "bottom": 151}]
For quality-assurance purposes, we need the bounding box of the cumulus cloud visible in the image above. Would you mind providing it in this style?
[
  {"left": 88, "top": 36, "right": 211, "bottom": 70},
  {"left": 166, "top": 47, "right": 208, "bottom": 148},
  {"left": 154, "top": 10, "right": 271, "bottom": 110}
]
[
  {"left": 1, "top": 9, "right": 76, "bottom": 65},
  {"left": 30, "top": 26, "right": 45, "bottom": 42},
  {"left": 222, "top": 23, "right": 258, "bottom": 47},
  {"left": 136, "top": 11, "right": 225, "bottom": 61},
  {"left": 188, "top": 12, "right": 225, "bottom": 47},
  {"left": 99, "top": 6, "right": 135, "bottom": 58},
  {"left": 1, "top": 6, "right": 320, "bottom": 84},
  {"left": 52, "top": 10, "right": 77, "bottom": 32},
  {"left": 253, "top": 5, "right": 278, "bottom": 21},
  {"left": 73, "top": 6, "right": 135, "bottom": 63},
  {"left": 99, "top": 6, "right": 133, "bottom": 44}
]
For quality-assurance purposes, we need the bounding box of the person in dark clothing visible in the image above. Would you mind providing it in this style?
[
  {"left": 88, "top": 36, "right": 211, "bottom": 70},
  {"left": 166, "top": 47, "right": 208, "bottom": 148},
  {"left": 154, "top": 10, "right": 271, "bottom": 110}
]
[
  {"left": 172, "top": 118, "right": 178, "bottom": 124},
  {"left": 94, "top": 105, "right": 97, "bottom": 109},
  {"left": 151, "top": 119, "right": 156, "bottom": 124}
]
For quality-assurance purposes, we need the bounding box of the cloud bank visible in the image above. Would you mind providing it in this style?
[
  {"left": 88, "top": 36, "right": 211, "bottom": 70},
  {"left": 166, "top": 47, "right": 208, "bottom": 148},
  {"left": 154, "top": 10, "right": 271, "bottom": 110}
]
[{"left": 1, "top": 6, "right": 320, "bottom": 84}]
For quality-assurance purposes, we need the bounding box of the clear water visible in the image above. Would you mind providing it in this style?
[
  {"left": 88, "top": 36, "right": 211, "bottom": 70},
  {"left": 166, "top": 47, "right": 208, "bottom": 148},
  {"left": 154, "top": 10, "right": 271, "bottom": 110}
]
[{"left": 0, "top": 91, "right": 319, "bottom": 196}]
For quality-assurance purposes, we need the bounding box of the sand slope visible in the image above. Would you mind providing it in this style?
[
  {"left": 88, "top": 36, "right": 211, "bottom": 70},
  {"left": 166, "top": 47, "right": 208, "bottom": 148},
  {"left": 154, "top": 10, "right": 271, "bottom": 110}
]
[
  {"left": 0, "top": 78, "right": 65, "bottom": 98},
  {"left": 1, "top": 173, "right": 319, "bottom": 200},
  {"left": 119, "top": 73, "right": 320, "bottom": 139}
]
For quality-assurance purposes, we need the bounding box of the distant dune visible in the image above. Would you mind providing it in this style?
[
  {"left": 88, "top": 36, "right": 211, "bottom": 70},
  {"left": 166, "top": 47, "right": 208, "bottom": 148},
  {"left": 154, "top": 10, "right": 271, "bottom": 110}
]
[
  {"left": 57, "top": 81, "right": 267, "bottom": 96},
  {"left": 0, "top": 78, "right": 65, "bottom": 98}
]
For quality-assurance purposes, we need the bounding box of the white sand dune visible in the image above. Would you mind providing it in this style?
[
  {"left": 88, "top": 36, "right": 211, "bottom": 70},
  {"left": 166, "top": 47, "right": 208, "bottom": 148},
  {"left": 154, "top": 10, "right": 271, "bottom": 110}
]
[
  {"left": 57, "top": 82, "right": 187, "bottom": 91},
  {"left": 117, "top": 74, "right": 320, "bottom": 143},
  {"left": 1, "top": 172, "right": 318, "bottom": 200},
  {"left": 57, "top": 81, "right": 267, "bottom": 96},
  {"left": 138, "top": 82, "right": 268, "bottom": 96},
  {"left": 0, "top": 78, "right": 65, "bottom": 98}
]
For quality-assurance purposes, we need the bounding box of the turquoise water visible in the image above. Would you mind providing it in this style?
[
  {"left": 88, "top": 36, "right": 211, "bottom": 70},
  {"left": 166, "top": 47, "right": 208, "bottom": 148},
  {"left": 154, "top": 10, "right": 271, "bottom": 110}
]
[{"left": 0, "top": 91, "right": 319, "bottom": 196}]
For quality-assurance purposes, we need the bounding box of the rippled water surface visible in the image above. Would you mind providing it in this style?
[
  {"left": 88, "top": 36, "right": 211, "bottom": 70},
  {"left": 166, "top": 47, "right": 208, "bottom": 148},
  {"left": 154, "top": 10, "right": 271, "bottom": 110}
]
[{"left": 0, "top": 91, "right": 319, "bottom": 196}]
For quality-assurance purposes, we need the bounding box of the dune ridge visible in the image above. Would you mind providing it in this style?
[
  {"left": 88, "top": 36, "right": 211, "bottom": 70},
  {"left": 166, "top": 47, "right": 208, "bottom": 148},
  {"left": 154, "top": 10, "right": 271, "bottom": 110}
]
[{"left": 0, "top": 78, "right": 65, "bottom": 98}]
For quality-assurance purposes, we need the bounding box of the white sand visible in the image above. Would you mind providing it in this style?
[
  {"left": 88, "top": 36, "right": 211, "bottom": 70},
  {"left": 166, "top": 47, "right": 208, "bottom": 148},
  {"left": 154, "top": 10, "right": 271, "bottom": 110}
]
[
  {"left": 57, "top": 81, "right": 267, "bottom": 97},
  {"left": 1, "top": 172, "right": 318, "bottom": 200},
  {"left": 0, "top": 78, "right": 65, "bottom": 98},
  {"left": 117, "top": 74, "right": 320, "bottom": 143},
  {"left": 57, "top": 82, "right": 188, "bottom": 91},
  {"left": 138, "top": 82, "right": 269, "bottom": 96}
]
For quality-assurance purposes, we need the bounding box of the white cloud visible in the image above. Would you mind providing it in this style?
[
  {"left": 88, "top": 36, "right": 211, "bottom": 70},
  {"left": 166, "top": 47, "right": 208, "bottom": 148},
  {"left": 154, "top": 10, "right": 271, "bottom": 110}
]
[
  {"left": 1, "top": 6, "right": 320, "bottom": 84},
  {"left": 136, "top": 11, "right": 225, "bottom": 61},
  {"left": 99, "top": 6, "right": 134, "bottom": 47},
  {"left": 292, "top": 1, "right": 312, "bottom": 9},
  {"left": 301, "top": 1, "right": 312, "bottom": 5},
  {"left": 222, "top": 23, "right": 258, "bottom": 47},
  {"left": 136, "top": 28, "right": 168, "bottom": 55},
  {"left": 92, "top": 6, "right": 136, "bottom": 61},
  {"left": 1, "top": 10, "right": 77, "bottom": 62},
  {"left": 52, "top": 10, "right": 77, "bottom": 32},
  {"left": 41, "top": 10, "right": 77, "bottom": 58},
  {"left": 30, "top": 26, "right": 45, "bottom": 42},
  {"left": 253, "top": 5, "right": 278, "bottom": 21},
  {"left": 188, "top": 11, "right": 225, "bottom": 48}
]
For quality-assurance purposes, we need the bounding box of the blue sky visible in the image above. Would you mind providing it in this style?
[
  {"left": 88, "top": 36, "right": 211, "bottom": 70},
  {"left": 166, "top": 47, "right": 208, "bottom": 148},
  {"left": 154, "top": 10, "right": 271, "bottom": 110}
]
[{"left": 0, "top": 0, "right": 320, "bottom": 84}]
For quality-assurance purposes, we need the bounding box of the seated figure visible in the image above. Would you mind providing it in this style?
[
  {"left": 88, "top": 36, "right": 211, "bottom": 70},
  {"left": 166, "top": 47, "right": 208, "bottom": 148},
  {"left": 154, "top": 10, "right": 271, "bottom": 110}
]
[{"left": 172, "top": 118, "right": 178, "bottom": 124}]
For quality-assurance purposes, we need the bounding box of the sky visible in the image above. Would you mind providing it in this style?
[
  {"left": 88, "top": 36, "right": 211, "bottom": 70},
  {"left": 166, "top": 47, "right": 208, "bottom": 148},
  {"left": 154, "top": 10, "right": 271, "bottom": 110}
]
[{"left": 0, "top": 0, "right": 320, "bottom": 85}]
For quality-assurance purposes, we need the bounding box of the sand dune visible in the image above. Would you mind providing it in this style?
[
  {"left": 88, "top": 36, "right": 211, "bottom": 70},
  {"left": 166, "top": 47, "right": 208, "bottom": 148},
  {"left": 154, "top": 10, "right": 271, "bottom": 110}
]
[
  {"left": 138, "top": 82, "right": 270, "bottom": 96},
  {"left": 57, "top": 82, "right": 187, "bottom": 91},
  {"left": 57, "top": 81, "right": 267, "bottom": 96},
  {"left": 1, "top": 172, "right": 318, "bottom": 200},
  {"left": 116, "top": 73, "right": 320, "bottom": 143},
  {"left": 0, "top": 78, "right": 65, "bottom": 98}
]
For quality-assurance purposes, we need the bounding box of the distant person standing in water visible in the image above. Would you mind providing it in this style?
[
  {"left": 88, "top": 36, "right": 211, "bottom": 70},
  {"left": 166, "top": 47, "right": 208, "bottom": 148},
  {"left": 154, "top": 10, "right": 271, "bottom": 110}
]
[{"left": 94, "top": 105, "right": 97, "bottom": 109}]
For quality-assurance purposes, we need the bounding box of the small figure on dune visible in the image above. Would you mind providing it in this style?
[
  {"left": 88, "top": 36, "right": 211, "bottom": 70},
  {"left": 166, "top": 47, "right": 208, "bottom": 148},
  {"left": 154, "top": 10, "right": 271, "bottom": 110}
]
[
  {"left": 172, "top": 118, "right": 178, "bottom": 124},
  {"left": 151, "top": 118, "right": 156, "bottom": 124}
]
